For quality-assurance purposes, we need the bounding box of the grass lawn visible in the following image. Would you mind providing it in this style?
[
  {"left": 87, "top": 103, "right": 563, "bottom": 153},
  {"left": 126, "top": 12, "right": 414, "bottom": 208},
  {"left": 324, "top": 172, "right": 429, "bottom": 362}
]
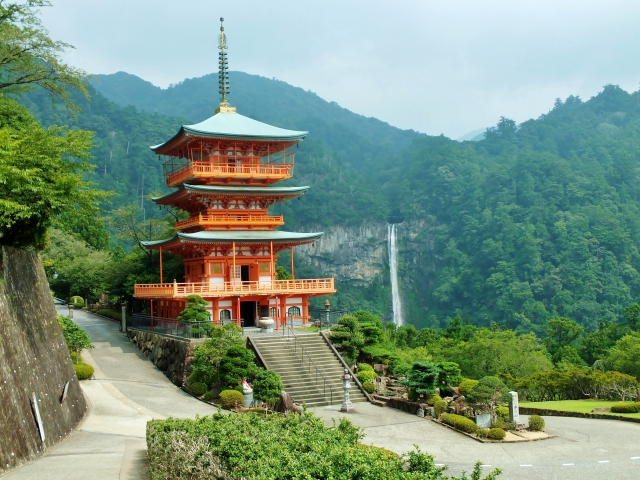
[{"left": 521, "top": 399, "right": 640, "bottom": 418}]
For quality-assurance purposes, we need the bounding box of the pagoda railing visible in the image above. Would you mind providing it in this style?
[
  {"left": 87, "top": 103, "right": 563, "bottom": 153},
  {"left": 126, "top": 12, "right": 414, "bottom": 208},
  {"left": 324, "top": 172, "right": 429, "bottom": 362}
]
[
  {"left": 134, "top": 278, "right": 335, "bottom": 298},
  {"left": 165, "top": 160, "right": 293, "bottom": 187},
  {"left": 175, "top": 213, "right": 284, "bottom": 231}
]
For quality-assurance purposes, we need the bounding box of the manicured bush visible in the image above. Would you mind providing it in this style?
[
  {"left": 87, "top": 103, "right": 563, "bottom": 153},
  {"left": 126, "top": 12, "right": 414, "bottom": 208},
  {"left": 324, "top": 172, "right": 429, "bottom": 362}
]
[
  {"left": 95, "top": 309, "right": 122, "bottom": 321},
  {"left": 457, "top": 378, "right": 478, "bottom": 396},
  {"left": 69, "top": 295, "right": 84, "bottom": 308},
  {"left": 203, "top": 391, "right": 216, "bottom": 402},
  {"left": 440, "top": 413, "right": 478, "bottom": 434},
  {"left": 58, "top": 315, "right": 93, "bottom": 362},
  {"left": 434, "top": 400, "right": 448, "bottom": 419},
  {"left": 190, "top": 323, "right": 244, "bottom": 387},
  {"left": 219, "top": 389, "right": 244, "bottom": 409},
  {"left": 218, "top": 345, "right": 257, "bottom": 389},
  {"left": 528, "top": 414, "right": 545, "bottom": 431},
  {"left": 491, "top": 416, "right": 506, "bottom": 429},
  {"left": 486, "top": 428, "right": 506, "bottom": 440},
  {"left": 496, "top": 406, "right": 509, "bottom": 421},
  {"left": 363, "top": 381, "right": 376, "bottom": 394},
  {"left": 357, "top": 369, "right": 377, "bottom": 384},
  {"left": 252, "top": 370, "right": 284, "bottom": 406},
  {"left": 611, "top": 403, "right": 640, "bottom": 413},
  {"left": 146, "top": 412, "right": 499, "bottom": 479},
  {"left": 190, "top": 382, "right": 207, "bottom": 396},
  {"left": 357, "top": 363, "right": 374, "bottom": 373},
  {"left": 426, "top": 393, "right": 442, "bottom": 406},
  {"left": 74, "top": 362, "right": 94, "bottom": 380}
]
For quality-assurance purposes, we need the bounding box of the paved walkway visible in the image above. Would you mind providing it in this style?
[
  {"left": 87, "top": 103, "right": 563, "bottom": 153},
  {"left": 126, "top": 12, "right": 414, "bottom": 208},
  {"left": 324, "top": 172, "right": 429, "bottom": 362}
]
[
  {"left": 4, "top": 309, "right": 640, "bottom": 479},
  {"left": 1, "top": 308, "right": 217, "bottom": 480}
]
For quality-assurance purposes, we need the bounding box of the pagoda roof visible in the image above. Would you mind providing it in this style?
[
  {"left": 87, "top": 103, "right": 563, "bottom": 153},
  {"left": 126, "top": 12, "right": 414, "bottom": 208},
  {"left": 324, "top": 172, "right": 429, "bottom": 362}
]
[
  {"left": 152, "top": 184, "right": 309, "bottom": 204},
  {"left": 142, "top": 230, "right": 323, "bottom": 248},
  {"left": 151, "top": 112, "right": 308, "bottom": 153}
]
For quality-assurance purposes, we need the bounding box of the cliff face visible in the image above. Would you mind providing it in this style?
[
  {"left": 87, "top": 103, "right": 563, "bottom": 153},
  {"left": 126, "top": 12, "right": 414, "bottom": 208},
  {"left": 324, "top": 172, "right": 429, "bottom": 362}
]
[{"left": 0, "top": 246, "right": 86, "bottom": 472}]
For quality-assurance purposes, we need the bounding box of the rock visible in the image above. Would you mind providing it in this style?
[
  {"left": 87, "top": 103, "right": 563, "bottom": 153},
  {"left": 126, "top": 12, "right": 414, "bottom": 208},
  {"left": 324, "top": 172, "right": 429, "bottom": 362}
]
[
  {"left": 451, "top": 387, "right": 460, "bottom": 395},
  {"left": 274, "top": 391, "right": 303, "bottom": 415},
  {"left": 443, "top": 396, "right": 454, "bottom": 403}
]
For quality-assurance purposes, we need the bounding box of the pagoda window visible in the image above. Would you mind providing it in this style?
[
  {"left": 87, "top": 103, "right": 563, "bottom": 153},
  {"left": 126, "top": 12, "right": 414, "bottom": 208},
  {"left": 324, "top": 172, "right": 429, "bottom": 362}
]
[
  {"left": 269, "top": 307, "right": 276, "bottom": 318},
  {"left": 287, "top": 306, "right": 301, "bottom": 317},
  {"left": 220, "top": 309, "right": 231, "bottom": 321}
]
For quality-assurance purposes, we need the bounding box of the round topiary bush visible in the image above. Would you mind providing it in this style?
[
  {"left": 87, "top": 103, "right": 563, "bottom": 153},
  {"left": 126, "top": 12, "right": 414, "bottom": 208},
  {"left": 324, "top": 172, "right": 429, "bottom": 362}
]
[
  {"left": 426, "top": 393, "right": 442, "bottom": 406},
  {"left": 203, "top": 391, "right": 216, "bottom": 402},
  {"left": 362, "top": 381, "right": 376, "bottom": 394},
  {"left": 357, "top": 363, "right": 374, "bottom": 373},
  {"left": 611, "top": 403, "right": 640, "bottom": 414},
  {"left": 528, "top": 414, "right": 545, "bottom": 431},
  {"left": 440, "top": 413, "right": 478, "bottom": 434},
  {"left": 190, "top": 382, "right": 207, "bottom": 396},
  {"left": 74, "top": 362, "right": 94, "bottom": 380},
  {"left": 487, "top": 427, "right": 506, "bottom": 440},
  {"left": 457, "top": 378, "right": 478, "bottom": 396},
  {"left": 434, "top": 399, "right": 448, "bottom": 419},
  {"left": 357, "top": 369, "right": 377, "bottom": 384},
  {"left": 69, "top": 296, "right": 85, "bottom": 308},
  {"left": 219, "top": 389, "right": 244, "bottom": 409}
]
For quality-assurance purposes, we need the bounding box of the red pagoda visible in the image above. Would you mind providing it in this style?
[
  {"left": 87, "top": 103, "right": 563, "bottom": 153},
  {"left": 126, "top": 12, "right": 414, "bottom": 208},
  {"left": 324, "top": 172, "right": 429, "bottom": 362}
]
[{"left": 133, "top": 19, "right": 335, "bottom": 328}]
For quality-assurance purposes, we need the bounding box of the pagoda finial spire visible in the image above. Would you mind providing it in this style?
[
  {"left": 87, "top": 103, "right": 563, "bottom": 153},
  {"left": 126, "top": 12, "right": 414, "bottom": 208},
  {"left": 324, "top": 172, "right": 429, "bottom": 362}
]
[{"left": 216, "top": 17, "right": 236, "bottom": 114}]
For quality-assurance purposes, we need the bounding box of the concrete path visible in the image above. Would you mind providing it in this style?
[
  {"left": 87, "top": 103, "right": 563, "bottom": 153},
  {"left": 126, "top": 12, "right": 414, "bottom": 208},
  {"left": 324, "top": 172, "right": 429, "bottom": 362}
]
[
  {"left": 1, "top": 308, "right": 217, "bottom": 480},
  {"left": 315, "top": 403, "right": 640, "bottom": 479}
]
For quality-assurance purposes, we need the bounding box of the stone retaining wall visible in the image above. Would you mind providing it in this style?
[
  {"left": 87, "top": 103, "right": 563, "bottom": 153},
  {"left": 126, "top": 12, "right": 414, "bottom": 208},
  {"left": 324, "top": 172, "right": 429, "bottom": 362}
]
[
  {"left": 520, "top": 406, "right": 640, "bottom": 424},
  {"left": 127, "top": 329, "right": 203, "bottom": 386},
  {"left": 385, "top": 397, "right": 427, "bottom": 415}
]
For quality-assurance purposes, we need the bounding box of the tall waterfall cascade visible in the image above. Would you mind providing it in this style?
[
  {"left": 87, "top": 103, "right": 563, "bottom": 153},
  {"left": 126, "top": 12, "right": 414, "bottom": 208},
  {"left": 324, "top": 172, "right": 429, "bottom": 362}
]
[{"left": 388, "top": 224, "right": 403, "bottom": 327}]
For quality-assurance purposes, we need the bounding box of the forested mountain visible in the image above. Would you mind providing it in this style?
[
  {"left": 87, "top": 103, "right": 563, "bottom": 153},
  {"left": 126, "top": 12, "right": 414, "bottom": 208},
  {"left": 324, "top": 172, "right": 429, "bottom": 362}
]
[{"left": 28, "top": 69, "right": 640, "bottom": 333}]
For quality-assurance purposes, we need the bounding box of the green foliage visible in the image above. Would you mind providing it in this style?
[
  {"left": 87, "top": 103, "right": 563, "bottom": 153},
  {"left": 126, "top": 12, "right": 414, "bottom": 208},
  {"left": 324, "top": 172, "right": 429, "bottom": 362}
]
[
  {"left": 58, "top": 315, "right": 93, "bottom": 362},
  {"left": 605, "top": 333, "right": 640, "bottom": 379},
  {"left": 458, "top": 379, "right": 479, "bottom": 396},
  {"left": 496, "top": 406, "right": 510, "bottom": 422},
  {"left": 435, "top": 360, "right": 462, "bottom": 391},
  {"left": 544, "top": 318, "right": 584, "bottom": 358},
  {"left": 357, "top": 369, "right": 377, "bottom": 384},
  {"left": 218, "top": 345, "right": 257, "bottom": 389},
  {"left": 69, "top": 296, "right": 84, "bottom": 307},
  {"left": 219, "top": 389, "right": 245, "bottom": 409},
  {"left": 177, "top": 295, "right": 211, "bottom": 323},
  {"left": 426, "top": 393, "right": 442, "bottom": 406},
  {"left": 275, "top": 265, "right": 291, "bottom": 280},
  {"left": 467, "top": 376, "right": 511, "bottom": 409},
  {"left": 357, "top": 363, "right": 374, "bottom": 373},
  {"left": 528, "top": 415, "right": 545, "bottom": 431},
  {"left": 329, "top": 315, "right": 365, "bottom": 363},
  {"left": 95, "top": 309, "right": 122, "bottom": 321},
  {"left": 203, "top": 391, "right": 216, "bottom": 402},
  {"left": 73, "top": 362, "right": 94, "bottom": 380},
  {"left": 440, "top": 413, "right": 478, "bottom": 434},
  {"left": 486, "top": 428, "right": 506, "bottom": 440},
  {"left": 252, "top": 370, "right": 284, "bottom": 406},
  {"left": 610, "top": 403, "right": 640, "bottom": 414},
  {"left": 189, "top": 382, "right": 207, "bottom": 396},
  {"left": 402, "top": 361, "right": 439, "bottom": 397},
  {"left": 146, "top": 412, "right": 500, "bottom": 479},
  {"left": 190, "top": 323, "right": 244, "bottom": 386},
  {"left": 434, "top": 400, "right": 447, "bottom": 418},
  {"left": 362, "top": 381, "right": 376, "bottom": 394}
]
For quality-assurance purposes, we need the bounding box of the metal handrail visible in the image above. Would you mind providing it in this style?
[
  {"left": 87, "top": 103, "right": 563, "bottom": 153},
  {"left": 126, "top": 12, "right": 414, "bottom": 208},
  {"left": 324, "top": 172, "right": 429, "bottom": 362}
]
[{"left": 284, "top": 324, "right": 333, "bottom": 405}]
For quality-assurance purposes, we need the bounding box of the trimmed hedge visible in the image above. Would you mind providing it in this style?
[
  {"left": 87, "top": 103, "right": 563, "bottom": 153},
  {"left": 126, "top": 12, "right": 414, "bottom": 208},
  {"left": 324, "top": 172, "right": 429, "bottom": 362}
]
[
  {"left": 146, "top": 412, "right": 498, "bottom": 479},
  {"left": 427, "top": 393, "right": 442, "bottom": 406},
  {"left": 434, "top": 400, "right": 447, "bottom": 418},
  {"left": 363, "top": 381, "right": 376, "bottom": 394},
  {"left": 441, "top": 413, "right": 478, "bottom": 434},
  {"left": 95, "top": 309, "right": 122, "bottom": 321},
  {"left": 487, "top": 428, "right": 506, "bottom": 440},
  {"left": 610, "top": 403, "right": 640, "bottom": 414},
  {"left": 190, "top": 382, "right": 207, "bottom": 396},
  {"left": 357, "top": 369, "right": 377, "bottom": 384},
  {"left": 219, "top": 389, "right": 244, "bottom": 409},
  {"left": 496, "top": 406, "right": 509, "bottom": 421},
  {"left": 74, "top": 362, "right": 94, "bottom": 380},
  {"left": 457, "top": 378, "right": 478, "bottom": 396},
  {"left": 528, "top": 414, "right": 545, "bottom": 431}
]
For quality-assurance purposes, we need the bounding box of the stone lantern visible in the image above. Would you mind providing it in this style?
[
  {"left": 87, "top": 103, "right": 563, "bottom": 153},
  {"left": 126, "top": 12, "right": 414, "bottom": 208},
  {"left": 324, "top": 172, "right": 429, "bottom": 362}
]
[{"left": 340, "top": 368, "right": 354, "bottom": 412}]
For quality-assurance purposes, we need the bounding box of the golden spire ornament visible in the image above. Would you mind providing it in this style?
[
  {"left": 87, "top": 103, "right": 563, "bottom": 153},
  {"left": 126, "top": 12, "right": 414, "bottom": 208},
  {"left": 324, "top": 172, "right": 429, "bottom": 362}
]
[{"left": 216, "top": 17, "right": 236, "bottom": 114}]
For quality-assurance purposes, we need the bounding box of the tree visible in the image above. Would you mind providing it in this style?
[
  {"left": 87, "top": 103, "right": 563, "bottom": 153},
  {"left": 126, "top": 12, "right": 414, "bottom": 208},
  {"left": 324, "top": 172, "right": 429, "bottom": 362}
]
[
  {"left": 401, "top": 361, "right": 439, "bottom": 397},
  {"left": 543, "top": 317, "right": 584, "bottom": 357},
  {"left": 178, "top": 295, "right": 211, "bottom": 323},
  {"left": 218, "top": 345, "right": 257, "bottom": 389},
  {"left": 329, "top": 314, "right": 365, "bottom": 364},
  {"left": 466, "top": 376, "right": 511, "bottom": 414},
  {"left": 605, "top": 333, "right": 640, "bottom": 380},
  {"left": 434, "top": 361, "right": 462, "bottom": 392},
  {"left": 0, "top": 1, "right": 87, "bottom": 109},
  {"left": 275, "top": 265, "right": 291, "bottom": 280},
  {"left": 252, "top": 370, "right": 284, "bottom": 406},
  {"left": 190, "top": 323, "right": 244, "bottom": 386},
  {"left": 623, "top": 304, "right": 640, "bottom": 331}
]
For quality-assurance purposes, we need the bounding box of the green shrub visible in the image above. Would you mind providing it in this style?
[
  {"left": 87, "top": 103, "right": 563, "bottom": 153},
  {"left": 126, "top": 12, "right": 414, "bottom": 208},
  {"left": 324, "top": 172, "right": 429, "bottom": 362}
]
[
  {"left": 58, "top": 315, "right": 93, "bottom": 362},
  {"left": 146, "top": 413, "right": 499, "bottom": 479},
  {"left": 357, "top": 369, "right": 377, "bottom": 384},
  {"left": 426, "top": 393, "right": 442, "bottom": 406},
  {"left": 357, "top": 363, "right": 374, "bottom": 373},
  {"left": 218, "top": 345, "right": 257, "bottom": 389},
  {"left": 457, "top": 378, "right": 478, "bottom": 396},
  {"left": 252, "top": 370, "right": 284, "bottom": 406},
  {"left": 219, "top": 389, "right": 244, "bottom": 409},
  {"left": 190, "top": 382, "right": 207, "bottom": 396},
  {"left": 191, "top": 323, "right": 244, "bottom": 387},
  {"left": 486, "top": 428, "right": 506, "bottom": 440},
  {"left": 203, "top": 391, "right": 216, "bottom": 402},
  {"left": 389, "top": 359, "right": 411, "bottom": 377},
  {"left": 440, "top": 413, "right": 478, "bottom": 434},
  {"left": 611, "top": 403, "right": 640, "bottom": 413},
  {"left": 74, "top": 362, "right": 94, "bottom": 380},
  {"left": 491, "top": 416, "right": 506, "bottom": 429},
  {"left": 69, "top": 295, "right": 84, "bottom": 308},
  {"left": 476, "top": 428, "right": 488, "bottom": 438},
  {"left": 95, "top": 309, "right": 122, "bottom": 321},
  {"left": 363, "top": 381, "right": 376, "bottom": 394},
  {"left": 528, "top": 414, "right": 545, "bottom": 431},
  {"left": 434, "top": 400, "right": 447, "bottom": 418},
  {"left": 496, "top": 406, "right": 509, "bottom": 421}
]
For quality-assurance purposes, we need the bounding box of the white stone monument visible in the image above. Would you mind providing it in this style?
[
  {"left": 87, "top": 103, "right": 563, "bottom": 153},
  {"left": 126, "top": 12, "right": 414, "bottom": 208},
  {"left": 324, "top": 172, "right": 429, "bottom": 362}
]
[{"left": 509, "top": 391, "right": 519, "bottom": 423}]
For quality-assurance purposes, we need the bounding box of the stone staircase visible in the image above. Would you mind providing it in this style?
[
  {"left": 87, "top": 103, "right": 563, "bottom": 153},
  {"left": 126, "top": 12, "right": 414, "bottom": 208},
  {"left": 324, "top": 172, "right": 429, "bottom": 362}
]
[{"left": 249, "top": 333, "right": 368, "bottom": 407}]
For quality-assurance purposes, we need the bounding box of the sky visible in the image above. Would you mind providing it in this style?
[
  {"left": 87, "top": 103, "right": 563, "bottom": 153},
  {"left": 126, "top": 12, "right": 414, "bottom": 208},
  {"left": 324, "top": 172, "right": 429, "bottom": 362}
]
[{"left": 41, "top": 0, "right": 640, "bottom": 139}]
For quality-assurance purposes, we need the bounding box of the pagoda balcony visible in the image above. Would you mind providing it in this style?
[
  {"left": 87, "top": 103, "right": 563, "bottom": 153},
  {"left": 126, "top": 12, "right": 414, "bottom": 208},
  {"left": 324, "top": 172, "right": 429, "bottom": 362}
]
[
  {"left": 134, "top": 278, "right": 335, "bottom": 299},
  {"left": 164, "top": 161, "right": 293, "bottom": 187},
  {"left": 175, "top": 213, "right": 285, "bottom": 231}
]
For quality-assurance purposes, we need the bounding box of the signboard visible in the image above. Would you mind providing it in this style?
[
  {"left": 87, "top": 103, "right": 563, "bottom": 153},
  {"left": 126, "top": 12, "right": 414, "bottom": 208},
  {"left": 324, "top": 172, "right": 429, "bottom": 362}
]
[
  {"left": 509, "top": 391, "right": 519, "bottom": 423},
  {"left": 476, "top": 413, "right": 491, "bottom": 428}
]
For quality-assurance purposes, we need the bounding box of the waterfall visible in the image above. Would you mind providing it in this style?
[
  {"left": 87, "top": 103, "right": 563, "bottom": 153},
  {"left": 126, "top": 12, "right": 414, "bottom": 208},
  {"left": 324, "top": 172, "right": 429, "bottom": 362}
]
[{"left": 388, "top": 224, "right": 403, "bottom": 327}]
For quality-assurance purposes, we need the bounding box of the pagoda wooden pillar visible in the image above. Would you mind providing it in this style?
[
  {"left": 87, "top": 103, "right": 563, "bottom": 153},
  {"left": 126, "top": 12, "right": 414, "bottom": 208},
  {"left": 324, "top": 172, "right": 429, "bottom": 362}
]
[{"left": 280, "top": 296, "right": 287, "bottom": 330}]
